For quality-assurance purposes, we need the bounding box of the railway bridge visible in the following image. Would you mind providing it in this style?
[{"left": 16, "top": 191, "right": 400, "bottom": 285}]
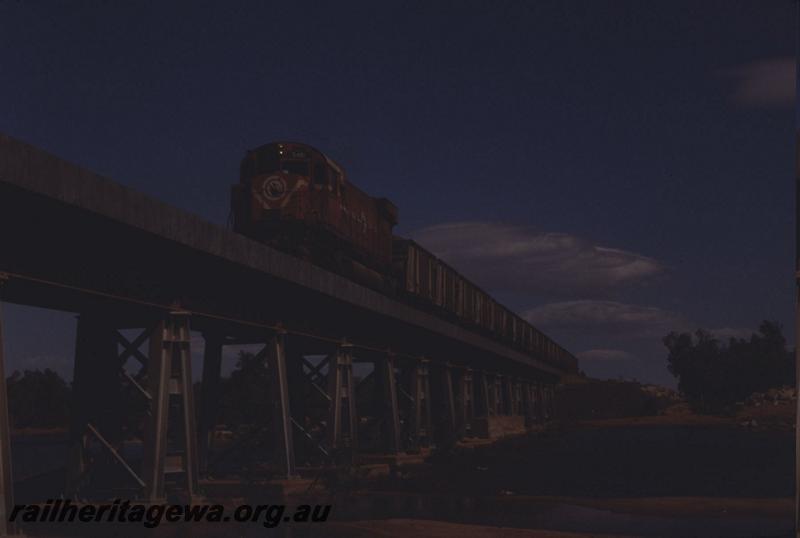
[{"left": 0, "top": 134, "right": 575, "bottom": 530}]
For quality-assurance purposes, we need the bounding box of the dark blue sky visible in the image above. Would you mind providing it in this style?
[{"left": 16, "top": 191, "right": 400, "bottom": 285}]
[{"left": 0, "top": 1, "right": 795, "bottom": 386}]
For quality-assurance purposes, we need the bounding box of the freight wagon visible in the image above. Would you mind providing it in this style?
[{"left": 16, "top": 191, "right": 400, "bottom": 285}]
[{"left": 393, "top": 239, "right": 577, "bottom": 373}]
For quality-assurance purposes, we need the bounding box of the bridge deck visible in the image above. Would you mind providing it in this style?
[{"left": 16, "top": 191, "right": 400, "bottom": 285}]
[{"left": 0, "top": 133, "right": 568, "bottom": 379}]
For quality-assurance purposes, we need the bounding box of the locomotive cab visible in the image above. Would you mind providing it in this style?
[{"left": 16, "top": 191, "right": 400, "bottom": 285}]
[{"left": 231, "top": 141, "right": 397, "bottom": 273}]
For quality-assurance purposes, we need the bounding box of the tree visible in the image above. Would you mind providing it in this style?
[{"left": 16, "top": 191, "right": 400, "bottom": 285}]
[
  {"left": 7, "top": 368, "right": 71, "bottom": 429},
  {"left": 664, "top": 321, "right": 794, "bottom": 413},
  {"left": 218, "top": 350, "right": 272, "bottom": 427}
]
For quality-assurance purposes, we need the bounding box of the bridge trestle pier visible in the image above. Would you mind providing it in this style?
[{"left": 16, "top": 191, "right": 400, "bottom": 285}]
[
  {"left": 266, "top": 331, "right": 298, "bottom": 479},
  {"left": 522, "top": 381, "right": 536, "bottom": 428},
  {"left": 457, "top": 368, "right": 475, "bottom": 439},
  {"left": 492, "top": 375, "right": 504, "bottom": 416},
  {"left": 515, "top": 379, "right": 525, "bottom": 415},
  {"left": 403, "top": 357, "right": 432, "bottom": 452},
  {"left": 543, "top": 383, "right": 552, "bottom": 421},
  {"left": 142, "top": 312, "right": 199, "bottom": 502},
  {"left": 503, "top": 376, "right": 515, "bottom": 416},
  {"left": 0, "top": 297, "right": 562, "bottom": 508},
  {"left": 326, "top": 342, "right": 358, "bottom": 461},
  {"left": 373, "top": 352, "right": 401, "bottom": 454},
  {"left": 428, "top": 362, "right": 458, "bottom": 448}
]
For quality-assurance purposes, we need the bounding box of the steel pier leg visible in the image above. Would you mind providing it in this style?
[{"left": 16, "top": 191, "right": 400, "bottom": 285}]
[
  {"left": 473, "top": 371, "right": 490, "bottom": 439},
  {"left": 522, "top": 381, "right": 534, "bottom": 428},
  {"left": 408, "top": 359, "right": 424, "bottom": 449},
  {"left": 286, "top": 344, "right": 307, "bottom": 464},
  {"left": 143, "top": 318, "right": 173, "bottom": 501},
  {"left": 521, "top": 382, "right": 529, "bottom": 426},
  {"left": 327, "top": 343, "right": 357, "bottom": 456},
  {"left": 543, "top": 384, "right": 552, "bottom": 421},
  {"left": 455, "top": 369, "right": 467, "bottom": 439},
  {"left": 143, "top": 312, "right": 198, "bottom": 502},
  {"left": 493, "top": 375, "right": 503, "bottom": 415},
  {"left": 541, "top": 384, "right": 549, "bottom": 421},
  {"left": 484, "top": 374, "right": 495, "bottom": 416},
  {"left": 504, "top": 377, "right": 514, "bottom": 416},
  {"left": 547, "top": 384, "right": 556, "bottom": 419},
  {"left": 0, "top": 298, "right": 14, "bottom": 536},
  {"left": 176, "top": 316, "right": 199, "bottom": 497},
  {"left": 345, "top": 351, "right": 358, "bottom": 452},
  {"left": 410, "top": 359, "right": 431, "bottom": 448},
  {"left": 327, "top": 354, "right": 342, "bottom": 450},
  {"left": 376, "top": 353, "right": 401, "bottom": 454},
  {"left": 460, "top": 369, "right": 474, "bottom": 437},
  {"left": 267, "top": 331, "right": 297, "bottom": 479},
  {"left": 442, "top": 363, "right": 457, "bottom": 441},
  {"left": 544, "top": 383, "right": 551, "bottom": 421},
  {"left": 476, "top": 370, "right": 490, "bottom": 418},
  {"left": 197, "top": 332, "right": 223, "bottom": 475}
]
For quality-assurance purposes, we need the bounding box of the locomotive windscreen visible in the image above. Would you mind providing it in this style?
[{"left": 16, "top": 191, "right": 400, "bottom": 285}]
[{"left": 280, "top": 161, "right": 309, "bottom": 175}]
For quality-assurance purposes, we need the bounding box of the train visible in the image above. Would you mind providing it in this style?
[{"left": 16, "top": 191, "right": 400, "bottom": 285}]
[{"left": 231, "top": 141, "right": 577, "bottom": 373}]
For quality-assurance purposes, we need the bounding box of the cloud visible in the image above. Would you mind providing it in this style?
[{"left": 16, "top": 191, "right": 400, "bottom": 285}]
[
  {"left": 576, "top": 349, "right": 635, "bottom": 361},
  {"left": 524, "top": 300, "right": 686, "bottom": 338},
  {"left": 723, "top": 57, "right": 795, "bottom": 108},
  {"left": 410, "top": 222, "right": 663, "bottom": 296},
  {"left": 191, "top": 334, "right": 206, "bottom": 356},
  {"left": 708, "top": 327, "right": 753, "bottom": 341}
]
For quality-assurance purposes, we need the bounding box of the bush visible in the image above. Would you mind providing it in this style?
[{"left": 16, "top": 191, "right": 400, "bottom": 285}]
[
  {"left": 664, "top": 321, "right": 794, "bottom": 413},
  {"left": 7, "top": 368, "right": 71, "bottom": 429}
]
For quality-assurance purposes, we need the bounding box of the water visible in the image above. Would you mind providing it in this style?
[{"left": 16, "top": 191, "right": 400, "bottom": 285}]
[
  {"left": 331, "top": 492, "right": 793, "bottom": 537},
  {"left": 8, "top": 427, "right": 796, "bottom": 537}
]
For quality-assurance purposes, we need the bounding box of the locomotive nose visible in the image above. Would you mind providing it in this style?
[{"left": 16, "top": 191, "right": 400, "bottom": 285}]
[
  {"left": 253, "top": 171, "right": 309, "bottom": 210},
  {"left": 261, "top": 174, "right": 289, "bottom": 202}
]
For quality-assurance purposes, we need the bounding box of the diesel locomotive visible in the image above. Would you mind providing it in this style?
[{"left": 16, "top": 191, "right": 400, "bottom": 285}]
[{"left": 231, "top": 141, "right": 577, "bottom": 373}]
